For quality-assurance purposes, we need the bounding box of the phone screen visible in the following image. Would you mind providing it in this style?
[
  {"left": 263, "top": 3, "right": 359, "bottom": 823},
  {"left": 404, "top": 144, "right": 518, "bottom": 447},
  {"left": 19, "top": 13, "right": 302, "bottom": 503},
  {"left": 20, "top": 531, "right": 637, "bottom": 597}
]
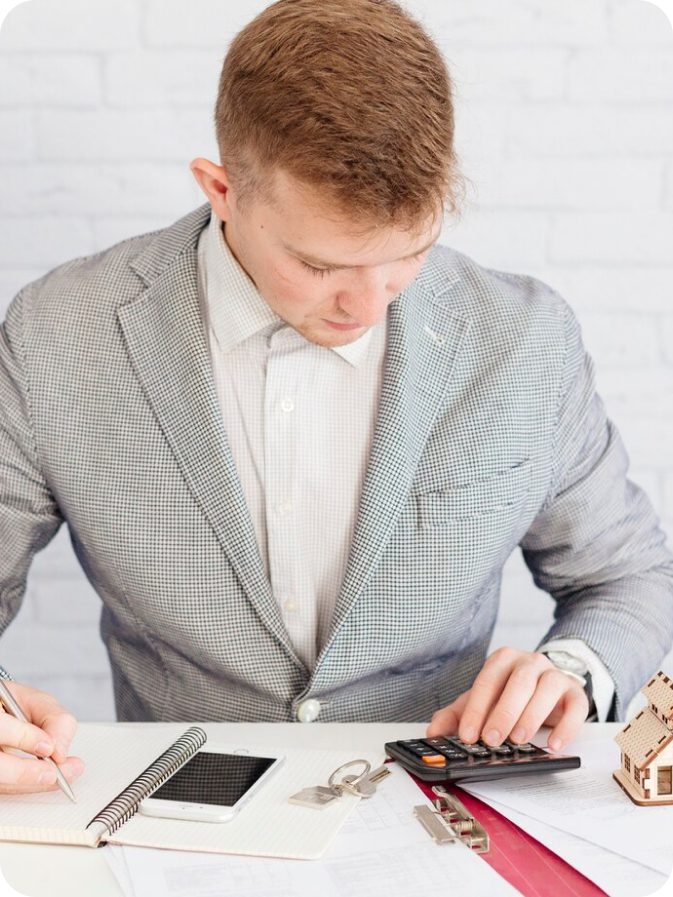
[{"left": 150, "top": 752, "right": 277, "bottom": 807}]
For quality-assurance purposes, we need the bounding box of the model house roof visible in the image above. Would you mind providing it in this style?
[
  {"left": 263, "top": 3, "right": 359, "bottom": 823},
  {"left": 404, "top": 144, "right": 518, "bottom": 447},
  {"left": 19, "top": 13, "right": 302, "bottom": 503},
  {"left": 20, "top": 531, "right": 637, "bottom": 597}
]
[
  {"left": 642, "top": 671, "right": 673, "bottom": 725},
  {"left": 616, "top": 707, "right": 673, "bottom": 768}
]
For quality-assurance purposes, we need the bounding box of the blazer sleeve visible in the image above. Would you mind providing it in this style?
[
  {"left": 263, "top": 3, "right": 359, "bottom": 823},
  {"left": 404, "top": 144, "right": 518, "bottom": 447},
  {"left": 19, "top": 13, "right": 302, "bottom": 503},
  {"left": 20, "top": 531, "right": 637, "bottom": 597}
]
[
  {"left": 520, "top": 302, "right": 673, "bottom": 720},
  {"left": 0, "top": 285, "right": 64, "bottom": 637}
]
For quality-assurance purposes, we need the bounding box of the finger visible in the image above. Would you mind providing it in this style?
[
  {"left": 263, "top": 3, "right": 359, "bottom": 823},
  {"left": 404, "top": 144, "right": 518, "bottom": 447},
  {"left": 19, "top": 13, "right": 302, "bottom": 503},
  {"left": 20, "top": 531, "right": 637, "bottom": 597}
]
[
  {"left": 509, "top": 669, "right": 577, "bottom": 747},
  {"left": 10, "top": 684, "right": 78, "bottom": 763},
  {"left": 426, "top": 692, "right": 469, "bottom": 737},
  {"left": 0, "top": 752, "right": 85, "bottom": 794},
  {"left": 39, "top": 709, "right": 78, "bottom": 764},
  {"left": 546, "top": 688, "right": 589, "bottom": 753},
  {"left": 480, "top": 658, "right": 545, "bottom": 746},
  {"left": 457, "top": 648, "right": 522, "bottom": 743},
  {"left": 0, "top": 711, "right": 56, "bottom": 758}
]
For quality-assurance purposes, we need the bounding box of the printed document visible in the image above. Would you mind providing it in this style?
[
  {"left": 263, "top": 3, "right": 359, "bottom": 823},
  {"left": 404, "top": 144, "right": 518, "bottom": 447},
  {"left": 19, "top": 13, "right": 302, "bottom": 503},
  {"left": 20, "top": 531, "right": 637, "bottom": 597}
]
[{"left": 461, "top": 739, "right": 673, "bottom": 877}]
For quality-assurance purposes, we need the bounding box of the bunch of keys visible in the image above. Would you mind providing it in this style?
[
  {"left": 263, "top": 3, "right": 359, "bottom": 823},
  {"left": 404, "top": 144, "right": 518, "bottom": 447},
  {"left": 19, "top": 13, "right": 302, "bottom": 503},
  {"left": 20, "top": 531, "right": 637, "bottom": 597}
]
[{"left": 289, "top": 759, "right": 391, "bottom": 809}]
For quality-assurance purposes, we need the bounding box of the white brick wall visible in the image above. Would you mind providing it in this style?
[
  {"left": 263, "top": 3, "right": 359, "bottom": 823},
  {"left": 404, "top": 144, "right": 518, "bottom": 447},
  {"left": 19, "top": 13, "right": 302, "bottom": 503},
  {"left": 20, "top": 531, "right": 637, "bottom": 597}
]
[{"left": 0, "top": 0, "right": 672, "bottom": 722}]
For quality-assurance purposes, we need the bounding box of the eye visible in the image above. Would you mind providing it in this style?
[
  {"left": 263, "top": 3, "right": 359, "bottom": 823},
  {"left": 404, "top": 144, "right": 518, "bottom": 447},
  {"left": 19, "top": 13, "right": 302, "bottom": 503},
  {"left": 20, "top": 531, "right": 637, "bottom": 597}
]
[
  {"left": 300, "top": 260, "right": 334, "bottom": 278},
  {"left": 299, "top": 249, "right": 427, "bottom": 278}
]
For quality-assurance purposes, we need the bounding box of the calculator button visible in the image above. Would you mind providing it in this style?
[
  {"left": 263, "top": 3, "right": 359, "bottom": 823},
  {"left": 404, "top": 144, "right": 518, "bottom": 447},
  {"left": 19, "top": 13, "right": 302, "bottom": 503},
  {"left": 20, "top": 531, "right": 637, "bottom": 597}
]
[
  {"left": 448, "top": 738, "right": 491, "bottom": 758},
  {"left": 421, "top": 754, "right": 446, "bottom": 767},
  {"left": 485, "top": 743, "right": 513, "bottom": 755},
  {"left": 399, "top": 742, "right": 440, "bottom": 757},
  {"left": 445, "top": 737, "right": 471, "bottom": 748},
  {"left": 421, "top": 739, "right": 468, "bottom": 759},
  {"left": 424, "top": 737, "right": 455, "bottom": 749},
  {"left": 433, "top": 751, "right": 468, "bottom": 763},
  {"left": 507, "top": 741, "right": 539, "bottom": 753}
]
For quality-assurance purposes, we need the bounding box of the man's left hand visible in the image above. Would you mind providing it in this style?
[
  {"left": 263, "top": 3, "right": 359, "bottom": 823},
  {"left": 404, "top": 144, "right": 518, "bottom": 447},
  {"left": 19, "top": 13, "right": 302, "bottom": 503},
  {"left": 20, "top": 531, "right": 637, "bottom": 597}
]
[{"left": 426, "top": 647, "right": 589, "bottom": 752}]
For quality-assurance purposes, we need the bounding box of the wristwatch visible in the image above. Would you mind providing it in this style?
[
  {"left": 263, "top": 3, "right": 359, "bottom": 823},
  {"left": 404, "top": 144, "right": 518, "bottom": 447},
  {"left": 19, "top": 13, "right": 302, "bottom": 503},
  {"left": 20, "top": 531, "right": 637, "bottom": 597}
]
[{"left": 541, "top": 650, "right": 595, "bottom": 719}]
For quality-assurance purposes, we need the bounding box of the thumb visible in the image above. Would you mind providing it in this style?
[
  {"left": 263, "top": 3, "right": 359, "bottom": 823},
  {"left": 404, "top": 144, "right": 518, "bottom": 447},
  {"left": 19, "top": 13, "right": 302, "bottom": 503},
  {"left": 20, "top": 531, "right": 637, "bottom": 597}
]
[{"left": 426, "top": 691, "right": 470, "bottom": 738}]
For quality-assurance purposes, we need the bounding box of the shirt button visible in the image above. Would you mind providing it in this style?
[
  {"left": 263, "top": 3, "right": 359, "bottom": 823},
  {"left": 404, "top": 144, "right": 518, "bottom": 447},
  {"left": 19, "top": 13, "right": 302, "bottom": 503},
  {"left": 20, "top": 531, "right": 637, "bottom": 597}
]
[
  {"left": 283, "top": 599, "right": 297, "bottom": 613},
  {"left": 296, "top": 699, "right": 321, "bottom": 723},
  {"left": 277, "top": 501, "right": 293, "bottom": 515},
  {"left": 280, "top": 398, "right": 295, "bottom": 413}
]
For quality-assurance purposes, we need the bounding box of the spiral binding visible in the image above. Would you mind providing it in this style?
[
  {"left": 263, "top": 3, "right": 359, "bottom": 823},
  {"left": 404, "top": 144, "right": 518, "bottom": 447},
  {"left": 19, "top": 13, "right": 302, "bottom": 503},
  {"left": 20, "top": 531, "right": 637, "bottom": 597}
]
[{"left": 85, "top": 725, "right": 207, "bottom": 838}]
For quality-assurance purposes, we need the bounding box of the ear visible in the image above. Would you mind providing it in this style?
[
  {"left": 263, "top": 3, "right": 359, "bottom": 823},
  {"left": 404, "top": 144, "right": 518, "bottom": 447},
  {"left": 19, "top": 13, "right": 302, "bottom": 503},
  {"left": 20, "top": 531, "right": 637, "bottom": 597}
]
[{"left": 189, "top": 158, "right": 235, "bottom": 222}]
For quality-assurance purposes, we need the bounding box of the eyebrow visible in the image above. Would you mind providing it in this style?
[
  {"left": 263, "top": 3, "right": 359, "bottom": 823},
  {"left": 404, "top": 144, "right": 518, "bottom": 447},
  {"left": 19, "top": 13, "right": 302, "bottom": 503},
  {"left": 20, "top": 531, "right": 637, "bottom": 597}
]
[{"left": 283, "top": 230, "right": 441, "bottom": 270}]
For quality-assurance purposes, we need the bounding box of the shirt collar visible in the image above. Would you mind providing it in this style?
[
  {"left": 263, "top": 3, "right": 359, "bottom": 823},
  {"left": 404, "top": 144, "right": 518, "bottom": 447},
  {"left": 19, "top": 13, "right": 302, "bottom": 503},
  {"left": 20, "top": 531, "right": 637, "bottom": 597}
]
[{"left": 200, "top": 208, "right": 377, "bottom": 368}]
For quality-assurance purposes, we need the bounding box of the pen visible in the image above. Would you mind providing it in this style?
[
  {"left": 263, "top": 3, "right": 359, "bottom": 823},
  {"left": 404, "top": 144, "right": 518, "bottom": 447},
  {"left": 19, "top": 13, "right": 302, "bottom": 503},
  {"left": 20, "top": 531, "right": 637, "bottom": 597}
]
[{"left": 0, "top": 667, "right": 77, "bottom": 803}]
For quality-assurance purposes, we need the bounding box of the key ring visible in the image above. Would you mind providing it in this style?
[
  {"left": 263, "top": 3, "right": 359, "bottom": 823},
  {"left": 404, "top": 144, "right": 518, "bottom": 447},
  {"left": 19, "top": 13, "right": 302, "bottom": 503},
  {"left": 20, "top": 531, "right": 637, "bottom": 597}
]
[{"left": 328, "top": 759, "right": 371, "bottom": 794}]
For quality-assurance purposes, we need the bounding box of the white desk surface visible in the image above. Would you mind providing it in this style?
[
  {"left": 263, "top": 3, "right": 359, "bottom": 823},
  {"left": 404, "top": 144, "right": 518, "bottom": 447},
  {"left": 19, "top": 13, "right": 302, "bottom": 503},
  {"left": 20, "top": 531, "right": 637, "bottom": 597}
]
[{"left": 0, "top": 721, "right": 619, "bottom": 897}]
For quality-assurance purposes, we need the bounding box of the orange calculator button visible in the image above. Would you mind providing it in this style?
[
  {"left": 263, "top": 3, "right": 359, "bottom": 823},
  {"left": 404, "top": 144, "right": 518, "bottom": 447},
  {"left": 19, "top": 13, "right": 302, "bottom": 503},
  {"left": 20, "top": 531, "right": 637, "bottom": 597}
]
[{"left": 421, "top": 754, "right": 446, "bottom": 766}]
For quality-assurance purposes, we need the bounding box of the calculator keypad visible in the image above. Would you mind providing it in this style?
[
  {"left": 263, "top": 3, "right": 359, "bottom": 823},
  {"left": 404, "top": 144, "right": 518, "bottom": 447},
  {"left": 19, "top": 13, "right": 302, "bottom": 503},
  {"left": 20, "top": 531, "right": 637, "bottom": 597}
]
[{"left": 397, "top": 736, "right": 544, "bottom": 768}]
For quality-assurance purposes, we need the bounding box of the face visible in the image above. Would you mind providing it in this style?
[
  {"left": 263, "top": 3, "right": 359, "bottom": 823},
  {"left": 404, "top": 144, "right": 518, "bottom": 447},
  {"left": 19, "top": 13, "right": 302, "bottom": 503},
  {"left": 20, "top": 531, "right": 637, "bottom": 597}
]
[{"left": 191, "top": 160, "right": 441, "bottom": 348}]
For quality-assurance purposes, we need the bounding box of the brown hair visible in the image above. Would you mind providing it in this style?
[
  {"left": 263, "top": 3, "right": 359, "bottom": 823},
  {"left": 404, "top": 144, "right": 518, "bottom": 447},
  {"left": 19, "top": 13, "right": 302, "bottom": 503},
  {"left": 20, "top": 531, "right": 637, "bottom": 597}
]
[{"left": 214, "top": 0, "right": 463, "bottom": 233}]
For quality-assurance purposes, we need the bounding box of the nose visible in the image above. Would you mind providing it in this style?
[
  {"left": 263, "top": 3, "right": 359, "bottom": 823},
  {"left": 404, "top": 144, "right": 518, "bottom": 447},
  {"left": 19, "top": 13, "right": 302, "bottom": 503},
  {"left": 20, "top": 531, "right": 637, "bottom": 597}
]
[{"left": 336, "top": 268, "right": 395, "bottom": 327}]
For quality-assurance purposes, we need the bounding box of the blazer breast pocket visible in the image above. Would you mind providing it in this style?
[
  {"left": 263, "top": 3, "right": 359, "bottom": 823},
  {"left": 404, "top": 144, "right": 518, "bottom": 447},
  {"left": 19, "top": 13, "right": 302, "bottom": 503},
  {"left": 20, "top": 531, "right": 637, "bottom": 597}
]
[{"left": 414, "top": 460, "right": 532, "bottom": 528}]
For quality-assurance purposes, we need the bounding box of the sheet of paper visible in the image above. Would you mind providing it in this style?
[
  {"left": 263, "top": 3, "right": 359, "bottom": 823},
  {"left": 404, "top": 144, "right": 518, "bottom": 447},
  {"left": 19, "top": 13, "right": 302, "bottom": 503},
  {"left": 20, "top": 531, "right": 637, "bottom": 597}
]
[
  {"left": 105, "top": 845, "right": 137, "bottom": 897},
  {"left": 477, "top": 793, "right": 669, "bottom": 897},
  {"left": 104, "top": 764, "right": 519, "bottom": 897},
  {"left": 460, "top": 738, "right": 673, "bottom": 876}
]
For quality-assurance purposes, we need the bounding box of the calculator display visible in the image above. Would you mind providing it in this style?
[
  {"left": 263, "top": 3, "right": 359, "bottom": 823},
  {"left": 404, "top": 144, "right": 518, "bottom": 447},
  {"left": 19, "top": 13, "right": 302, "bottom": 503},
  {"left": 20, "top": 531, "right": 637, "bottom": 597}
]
[{"left": 151, "top": 752, "right": 276, "bottom": 807}]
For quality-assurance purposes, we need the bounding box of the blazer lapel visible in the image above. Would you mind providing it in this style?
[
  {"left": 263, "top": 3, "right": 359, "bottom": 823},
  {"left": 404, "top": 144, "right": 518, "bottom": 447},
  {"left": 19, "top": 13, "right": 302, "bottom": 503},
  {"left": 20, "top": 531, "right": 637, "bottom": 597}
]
[
  {"left": 316, "top": 263, "right": 471, "bottom": 670},
  {"left": 117, "top": 209, "right": 300, "bottom": 665}
]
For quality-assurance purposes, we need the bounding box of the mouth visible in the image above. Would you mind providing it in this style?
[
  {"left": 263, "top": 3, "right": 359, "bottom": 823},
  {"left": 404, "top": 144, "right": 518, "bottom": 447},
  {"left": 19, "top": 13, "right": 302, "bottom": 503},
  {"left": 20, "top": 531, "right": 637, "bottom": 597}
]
[{"left": 322, "top": 319, "right": 364, "bottom": 331}]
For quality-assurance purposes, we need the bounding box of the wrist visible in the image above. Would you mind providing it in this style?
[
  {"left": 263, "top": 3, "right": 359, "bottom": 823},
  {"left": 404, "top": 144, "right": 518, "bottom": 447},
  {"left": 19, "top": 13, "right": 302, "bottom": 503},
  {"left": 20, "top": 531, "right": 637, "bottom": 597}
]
[{"left": 541, "top": 650, "right": 594, "bottom": 718}]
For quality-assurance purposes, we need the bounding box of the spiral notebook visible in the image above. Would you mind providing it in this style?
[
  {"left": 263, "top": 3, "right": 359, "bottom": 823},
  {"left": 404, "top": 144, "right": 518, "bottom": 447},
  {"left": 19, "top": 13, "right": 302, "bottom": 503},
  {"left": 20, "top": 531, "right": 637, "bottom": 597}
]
[
  {"left": 0, "top": 724, "right": 207, "bottom": 848},
  {"left": 0, "top": 723, "right": 381, "bottom": 858}
]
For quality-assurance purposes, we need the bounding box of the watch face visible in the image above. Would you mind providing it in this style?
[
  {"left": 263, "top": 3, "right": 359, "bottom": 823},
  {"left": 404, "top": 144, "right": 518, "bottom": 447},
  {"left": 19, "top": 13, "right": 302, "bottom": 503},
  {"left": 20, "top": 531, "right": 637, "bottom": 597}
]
[{"left": 544, "top": 651, "right": 589, "bottom": 677}]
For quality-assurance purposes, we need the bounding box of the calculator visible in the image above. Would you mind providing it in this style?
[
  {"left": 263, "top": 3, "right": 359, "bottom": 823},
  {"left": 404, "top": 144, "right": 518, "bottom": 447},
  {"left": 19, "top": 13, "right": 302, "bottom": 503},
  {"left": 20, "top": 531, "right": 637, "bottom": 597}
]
[{"left": 384, "top": 736, "right": 581, "bottom": 782}]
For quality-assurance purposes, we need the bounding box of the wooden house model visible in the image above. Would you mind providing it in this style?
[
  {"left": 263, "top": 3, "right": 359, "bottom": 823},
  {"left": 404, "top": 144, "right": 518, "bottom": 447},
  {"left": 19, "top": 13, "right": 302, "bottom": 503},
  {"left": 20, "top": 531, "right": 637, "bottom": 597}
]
[{"left": 613, "top": 670, "right": 673, "bottom": 806}]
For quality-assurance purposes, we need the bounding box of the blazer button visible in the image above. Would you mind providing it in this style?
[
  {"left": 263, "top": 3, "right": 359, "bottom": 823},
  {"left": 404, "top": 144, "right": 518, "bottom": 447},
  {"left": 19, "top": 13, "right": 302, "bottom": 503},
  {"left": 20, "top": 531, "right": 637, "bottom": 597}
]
[{"left": 296, "top": 699, "right": 321, "bottom": 722}]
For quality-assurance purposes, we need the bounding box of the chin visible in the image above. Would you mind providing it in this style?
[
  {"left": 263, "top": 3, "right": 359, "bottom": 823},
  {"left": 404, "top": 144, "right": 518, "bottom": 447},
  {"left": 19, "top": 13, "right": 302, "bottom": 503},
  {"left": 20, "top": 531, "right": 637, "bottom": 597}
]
[{"left": 300, "top": 325, "right": 366, "bottom": 348}]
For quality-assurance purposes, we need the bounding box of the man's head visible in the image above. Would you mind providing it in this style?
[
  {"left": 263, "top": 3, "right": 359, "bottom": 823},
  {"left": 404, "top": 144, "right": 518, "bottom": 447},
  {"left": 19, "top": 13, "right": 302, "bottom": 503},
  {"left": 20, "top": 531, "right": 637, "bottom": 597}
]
[{"left": 191, "top": 0, "right": 462, "bottom": 347}]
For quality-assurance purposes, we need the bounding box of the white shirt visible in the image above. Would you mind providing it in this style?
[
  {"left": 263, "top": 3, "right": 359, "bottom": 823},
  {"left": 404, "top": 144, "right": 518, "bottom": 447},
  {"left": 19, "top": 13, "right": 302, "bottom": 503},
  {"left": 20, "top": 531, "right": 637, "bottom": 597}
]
[
  {"left": 197, "top": 209, "right": 615, "bottom": 718},
  {"left": 197, "top": 209, "right": 387, "bottom": 669}
]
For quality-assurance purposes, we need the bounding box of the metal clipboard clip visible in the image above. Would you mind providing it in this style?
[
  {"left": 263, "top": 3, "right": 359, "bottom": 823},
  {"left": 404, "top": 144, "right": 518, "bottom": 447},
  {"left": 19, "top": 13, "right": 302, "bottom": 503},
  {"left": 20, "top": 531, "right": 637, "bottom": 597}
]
[{"left": 413, "top": 785, "right": 490, "bottom": 853}]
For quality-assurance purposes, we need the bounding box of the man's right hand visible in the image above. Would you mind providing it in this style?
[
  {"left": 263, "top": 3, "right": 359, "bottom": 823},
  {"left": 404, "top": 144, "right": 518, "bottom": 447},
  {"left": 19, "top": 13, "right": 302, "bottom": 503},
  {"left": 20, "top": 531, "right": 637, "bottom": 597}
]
[{"left": 0, "top": 681, "right": 85, "bottom": 794}]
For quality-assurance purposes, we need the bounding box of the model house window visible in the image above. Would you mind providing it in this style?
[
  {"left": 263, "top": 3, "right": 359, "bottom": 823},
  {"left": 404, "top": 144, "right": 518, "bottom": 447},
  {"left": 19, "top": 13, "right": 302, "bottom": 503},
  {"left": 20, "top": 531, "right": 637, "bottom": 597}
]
[
  {"left": 658, "top": 766, "right": 672, "bottom": 795},
  {"left": 625, "top": 755, "right": 631, "bottom": 773},
  {"left": 635, "top": 767, "right": 641, "bottom": 784}
]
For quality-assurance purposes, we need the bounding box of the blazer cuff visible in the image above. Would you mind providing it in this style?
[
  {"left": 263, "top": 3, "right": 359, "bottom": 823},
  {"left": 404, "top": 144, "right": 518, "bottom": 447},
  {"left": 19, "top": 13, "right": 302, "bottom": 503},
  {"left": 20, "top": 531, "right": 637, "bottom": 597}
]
[{"left": 538, "top": 637, "right": 615, "bottom": 722}]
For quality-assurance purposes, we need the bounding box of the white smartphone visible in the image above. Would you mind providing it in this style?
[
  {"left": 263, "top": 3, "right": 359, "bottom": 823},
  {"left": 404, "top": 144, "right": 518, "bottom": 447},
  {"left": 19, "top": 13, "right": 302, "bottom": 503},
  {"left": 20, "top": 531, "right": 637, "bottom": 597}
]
[{"left": 139, "top": 746, "right": 284, "bottom": 823}]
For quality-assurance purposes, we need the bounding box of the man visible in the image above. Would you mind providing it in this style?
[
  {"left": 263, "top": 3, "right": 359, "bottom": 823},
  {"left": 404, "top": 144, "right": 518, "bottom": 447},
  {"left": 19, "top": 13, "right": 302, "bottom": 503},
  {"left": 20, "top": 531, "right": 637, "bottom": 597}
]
[{"left": 1, "top": 0, "right": 671, "bottom": 796}]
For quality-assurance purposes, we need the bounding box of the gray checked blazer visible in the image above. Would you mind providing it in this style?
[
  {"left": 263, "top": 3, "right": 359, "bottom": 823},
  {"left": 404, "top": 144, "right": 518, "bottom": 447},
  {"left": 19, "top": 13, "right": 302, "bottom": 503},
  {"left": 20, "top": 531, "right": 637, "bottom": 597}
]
[{"left": 1, "top": 204, "right": 672, "bottom": 722}]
